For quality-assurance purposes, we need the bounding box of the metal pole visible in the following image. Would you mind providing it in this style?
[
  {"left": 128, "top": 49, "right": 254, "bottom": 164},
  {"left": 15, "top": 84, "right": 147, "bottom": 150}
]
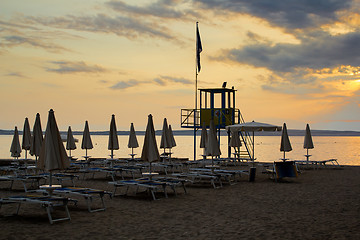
[{"left": 193, "top": 22, "right": 199, "bottom": 161}]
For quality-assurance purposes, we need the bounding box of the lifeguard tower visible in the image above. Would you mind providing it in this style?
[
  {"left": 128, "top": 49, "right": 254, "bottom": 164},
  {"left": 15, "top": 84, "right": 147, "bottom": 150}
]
[{"left": 181, "top": 83, "right": 254, "bottom": 160}]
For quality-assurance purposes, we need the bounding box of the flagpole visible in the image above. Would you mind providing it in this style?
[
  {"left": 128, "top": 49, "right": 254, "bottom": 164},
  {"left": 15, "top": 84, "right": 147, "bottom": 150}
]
[{"left": 194, "top": 22, "right": 198, "bottom": 161}]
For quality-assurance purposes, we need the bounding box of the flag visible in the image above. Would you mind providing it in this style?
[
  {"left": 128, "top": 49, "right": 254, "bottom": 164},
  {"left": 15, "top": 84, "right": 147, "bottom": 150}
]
[{"left": 196, "top": 22, "right": 202, "bottom": 72}]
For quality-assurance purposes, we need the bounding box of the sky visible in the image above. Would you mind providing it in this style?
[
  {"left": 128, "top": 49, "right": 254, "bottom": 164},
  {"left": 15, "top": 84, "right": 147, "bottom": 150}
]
[{"left": 1, "top": 0, "right": 360, "bottom": 132}]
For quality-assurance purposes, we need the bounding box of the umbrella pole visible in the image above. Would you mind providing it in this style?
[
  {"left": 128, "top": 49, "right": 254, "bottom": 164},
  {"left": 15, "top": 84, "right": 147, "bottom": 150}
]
[
  {"left": 131, "top": 148, "right": 134, "bottom": 159},
  {"left": 252, "top": 131, "right": 255, "bottom": 167},
  {"left": 283, "top": 151, "right": 286, "bottom": 162},
  {"left": 111, "top": 149, "right": 113, "bottom": 159},
  {"left": 49, "top": 171, "right": 52, "bottom": 187},
  {"left": 149, "top": 162, "right": 152, "bottom": 180},
  {"left": 25, "top": 150, "right": 27, "bottom": 160},
  {"left": 306, "top": 148, "right": 309, "bottom": 167}
]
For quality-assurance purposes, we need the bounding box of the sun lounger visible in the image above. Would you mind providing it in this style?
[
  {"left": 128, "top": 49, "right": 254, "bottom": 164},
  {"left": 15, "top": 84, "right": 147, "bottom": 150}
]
[
  {"left": 0, "top": 194, "right": 71, "bottom": 224},
  {"left": 0, "top": 175, "right": 46, "bottom": 191},
  {"left": 266, "top": 161, "right": 299, "bottom": 182},
  {"left": 295, "top": 158, "right": 340, "bottom": 170},
  {"left": 172, "top": 172, "right": 222, "bottom": 189},
  {"left": 39, "top": 173, "right": 79, "bottom": 187},
  {"left": 51, "top": 187, "right": 112, "bottom": 212},
  {"left": 109, "top": 179, "right": 168, "bottom": 200},
  {"left": 147, "top": 176, "right": 190, "bottom": 196}
]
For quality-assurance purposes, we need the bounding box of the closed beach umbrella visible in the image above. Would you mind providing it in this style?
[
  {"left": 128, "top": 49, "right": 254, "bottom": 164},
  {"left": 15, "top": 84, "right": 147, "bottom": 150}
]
[
  {"left": 168, "top": 125, "right": 176, "bottom": 148},
  {"left": 280, "top": 123, "right": 292, "bottom": 161},
  {"left": 81, "top": 120, "right": 93, "bottom": 159},
  {"left": 141, "top": 114, "right": 160, "bottom": 175},
  {"left": 30, "top": 113, "right": 43, "bottom": 161},
  {"left": 200, "top": 122, "right": 208, "bottom": 159},
  {"left": 229, "top": 130, "right": 242, "bottom": 148},
  {"left": 206, "top": 120, "right": 221, "bottom": 165},
  {"left": 160, "top": 118, "right": 172, "bottom": 152},
  {"left": 108, "top": 114, "right": 119, "bottom": 159},
  {"left": 10, "top": 126, "right": 21, "bottom": 159},
  {"left": 128, "top": 123, "right": 139, "bottom": 158},
  {"left": 303, "top": 123, "right": 314, "bottom": 162},
  {"left": 22, "top": 117, "right": 31, "bottom": 160},
  {"left": 66, "top": 126, "right": 76, "bottom": 157},
  {"left": 38, "top": 109, "right": 69, "bottom": 186}
]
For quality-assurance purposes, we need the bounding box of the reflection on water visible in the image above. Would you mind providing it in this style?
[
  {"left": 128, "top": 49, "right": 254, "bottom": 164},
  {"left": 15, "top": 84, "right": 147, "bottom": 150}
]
[{"left": 0, "top": 135, "right": 359, "bottom": 166}]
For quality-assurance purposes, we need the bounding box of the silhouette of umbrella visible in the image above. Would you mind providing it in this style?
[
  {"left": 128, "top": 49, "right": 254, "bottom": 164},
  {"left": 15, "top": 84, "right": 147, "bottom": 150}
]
[
  {"left": 66, "top": 126, "right": 76, "bottom": 157},
  {"left": 303, "top": 123, "right": 314, "bottom": 162},
  {"left": 229, "top": 129, "right": 242, "bottom": 148},
  {"left": 22, "top": 117, "right": 31, "bottom": 160},
  {"left": 108, "top": 114, "right": 119, "bottom": 159},
  {"left": 160, "top": 118, "right": 172, "bottom": 158},
  {"left": 141, "top": 114, "right": 160, "bottom": 178},
  {"left": 280, "top": 123, "right": 292, "bottom": 161},
  {"left": 10, "top": 126, "right": 21, "bottom": 159},
  {"left": 200, "top": 122, "right": 208, "bottom": 159},
  {"left": 128, "top": 123, "right": 139, "bottom": 159},
  {"left": 168, "top": 124, "right": 176, "bottom": 158},
  {"left": 30, "top": 113, "right": 43, "bottom": 162},
  {"left": 168, "top": 125, "right": 176, "bottom": 148},
  {"left": 206, "top": 120, "right": 221, "bottom": 165},
  {"left": 81, "top": 120, "right": 93, "bottom": 159},
  {"left": 37, "top": 109, "right": 69, "bottom": 186}
]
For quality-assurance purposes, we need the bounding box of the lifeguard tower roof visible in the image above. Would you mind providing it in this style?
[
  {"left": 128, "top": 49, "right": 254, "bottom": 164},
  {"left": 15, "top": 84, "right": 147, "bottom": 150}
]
[{"left": 198, "top": 87, "right": 236, "bottom": 93}]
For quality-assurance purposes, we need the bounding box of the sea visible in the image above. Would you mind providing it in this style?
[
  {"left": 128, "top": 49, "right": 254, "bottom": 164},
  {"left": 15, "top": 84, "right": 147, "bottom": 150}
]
[{"left": 1, "top": 135, "right": 359, "bottom": 166}]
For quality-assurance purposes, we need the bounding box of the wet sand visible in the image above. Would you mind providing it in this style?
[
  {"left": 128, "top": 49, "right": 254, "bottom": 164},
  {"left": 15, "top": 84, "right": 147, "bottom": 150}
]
[{"left": 0, "top": 165, "right": 359, "bottom": 240}]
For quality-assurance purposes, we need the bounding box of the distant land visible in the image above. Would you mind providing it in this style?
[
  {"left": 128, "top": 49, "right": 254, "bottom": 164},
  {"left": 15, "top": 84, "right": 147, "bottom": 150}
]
[{"left": 1, "top": 129, "right": 360, "bottom": 137}]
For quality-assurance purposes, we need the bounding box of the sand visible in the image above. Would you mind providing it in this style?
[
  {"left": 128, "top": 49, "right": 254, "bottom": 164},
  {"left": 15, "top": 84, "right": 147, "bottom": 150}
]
[{"left": 0, "top": 165, "right": 359, "bottom": 240}]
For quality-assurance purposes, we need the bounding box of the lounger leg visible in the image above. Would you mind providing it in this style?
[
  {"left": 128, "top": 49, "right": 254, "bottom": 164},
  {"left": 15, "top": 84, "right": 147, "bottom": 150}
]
[
  {"left": 163, "top": 186, "right": 168, "bottom": 198},
  {"left": 112, "top": 185, "right": 118, "bottom": 196},
  {"left": 182, "top": 182, "right": 187, "bottom": 194},
  {"left": 211, "top": 179, "right": 216, "bottom": 189},
  {"left": 47, "top": 206, "right": 54, "bottom": 224},
  {"left": 16, "top": 202, "right": 21, "bottom": 215},
  {"left": 150, "top": 190, "right": 157, "bottom": 201}
]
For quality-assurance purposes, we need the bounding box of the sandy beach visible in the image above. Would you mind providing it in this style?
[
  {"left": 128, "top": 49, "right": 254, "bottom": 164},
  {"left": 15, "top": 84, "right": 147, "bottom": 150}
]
[{"left": 0, "top": 164, "right": 359, "bottom": 240}]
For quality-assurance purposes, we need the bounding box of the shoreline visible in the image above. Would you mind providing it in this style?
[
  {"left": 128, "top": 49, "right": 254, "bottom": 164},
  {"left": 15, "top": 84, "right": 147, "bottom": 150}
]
[{"left": 1, "top": 129, "right": 360, "bottom": 137}]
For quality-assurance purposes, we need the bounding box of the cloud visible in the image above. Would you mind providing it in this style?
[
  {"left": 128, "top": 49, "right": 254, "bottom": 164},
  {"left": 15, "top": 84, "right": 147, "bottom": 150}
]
[
  {"left": 196, "top": 0, "right": 353, "bottom": 30},
  {"left": 46, "top": 61, "right": 108, "bottom": 74},
  {"left": 223, "top": 31, "right": 360, "bottom": 74},
  {"left": 0, "top": 19, "right": 72, "bottom": 53},
  {"left": 2, "top": 35, "right": 68, "bottom": 52},
  {"left": 154, "top": 75, "right": 193, "bottom": 85},
  {"left": 110, "top": 79, "right": 145, "bottom": 89},
  {"left": 4, "top": 72, "right": 28, "bottom": 78},
  {"left": 106, "top": 0, "right": 199, "bottom": 20},
  {"left": 22, "top": 13, "right": 180, "bottom": 43},
  {"left": 110, "top": 75, "right": 192, "bottom": 90},
  {"left": 214, "top": 30, "right": 360, "bottom": 91}
]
